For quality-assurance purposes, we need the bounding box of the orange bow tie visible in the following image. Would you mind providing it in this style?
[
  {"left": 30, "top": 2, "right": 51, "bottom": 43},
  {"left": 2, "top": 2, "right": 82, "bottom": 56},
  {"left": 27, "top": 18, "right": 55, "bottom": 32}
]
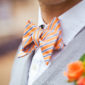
[{"left": 18, "top": 17, "right": 64, "bottom": 65}]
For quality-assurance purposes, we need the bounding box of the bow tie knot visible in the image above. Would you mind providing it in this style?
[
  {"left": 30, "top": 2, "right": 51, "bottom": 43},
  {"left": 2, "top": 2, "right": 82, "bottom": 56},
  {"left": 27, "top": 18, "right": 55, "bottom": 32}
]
[
  {"left": 32, "top": 27, "right": 43, "bottom": 47},
  {"left": 18, "top": 17, "right": 64, "bottom": 65}
]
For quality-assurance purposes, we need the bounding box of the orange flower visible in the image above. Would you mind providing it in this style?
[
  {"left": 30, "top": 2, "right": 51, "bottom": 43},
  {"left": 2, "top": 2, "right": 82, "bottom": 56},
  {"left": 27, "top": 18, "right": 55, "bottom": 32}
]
[
  {"left": 65, "top": 61, "right": 84, "bottom": 82},
  {"left": 77, "top": 77, "right": 85, "bottom": 85}
]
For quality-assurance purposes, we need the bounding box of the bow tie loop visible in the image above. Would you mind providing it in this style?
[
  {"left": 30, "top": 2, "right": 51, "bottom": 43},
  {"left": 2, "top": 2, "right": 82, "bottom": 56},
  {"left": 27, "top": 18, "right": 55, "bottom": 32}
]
[{"left": 22, "top": 20, "right": 41, "bottom": 51}]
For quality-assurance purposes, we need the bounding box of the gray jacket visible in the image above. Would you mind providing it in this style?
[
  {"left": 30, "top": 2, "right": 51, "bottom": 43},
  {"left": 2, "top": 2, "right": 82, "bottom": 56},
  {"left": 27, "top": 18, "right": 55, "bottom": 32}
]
[{"left": 9, "top": 27, "right": 85, "bottom": 85}]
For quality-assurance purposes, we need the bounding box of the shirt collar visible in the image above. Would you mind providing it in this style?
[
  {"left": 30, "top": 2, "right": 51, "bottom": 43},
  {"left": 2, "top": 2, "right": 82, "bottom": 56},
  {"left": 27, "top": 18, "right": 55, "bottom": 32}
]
[
  {"left": 38, "top": 0, "right": 85, "bottom": 45},
  {"left": 38, "top": 7, "right": 46, "bottom": 26}
]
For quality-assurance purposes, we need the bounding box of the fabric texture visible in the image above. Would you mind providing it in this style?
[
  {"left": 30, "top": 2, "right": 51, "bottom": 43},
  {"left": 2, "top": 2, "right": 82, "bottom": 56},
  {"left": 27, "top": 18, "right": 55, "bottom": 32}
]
[{"left": 18, "top": 17, "right": 64, "bottom": 65}]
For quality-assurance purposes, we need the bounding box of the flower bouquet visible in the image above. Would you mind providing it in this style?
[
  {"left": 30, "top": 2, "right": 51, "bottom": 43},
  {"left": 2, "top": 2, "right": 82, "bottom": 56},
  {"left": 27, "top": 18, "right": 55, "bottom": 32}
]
[{"left": 64, "top": 54, "right": 85, "bottom": 85}]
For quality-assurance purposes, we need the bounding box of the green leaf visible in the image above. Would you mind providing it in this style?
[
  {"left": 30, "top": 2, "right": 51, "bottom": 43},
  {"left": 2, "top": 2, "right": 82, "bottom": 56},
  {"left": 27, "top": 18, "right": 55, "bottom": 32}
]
[
  {"left": 82, "top": 72, "right": 85, "bottom": 77},
  {"left": 79, "top": 54, "right": 85, "bottom": 62},
  {"left": 67, "top": 80, "right": 77, "bottom": 85},
  {"left": 67, "top": 80, "right": 72, "bottom": 83},
  {"left": 74, "top": 81, "right": 77, "bottom": 85}
]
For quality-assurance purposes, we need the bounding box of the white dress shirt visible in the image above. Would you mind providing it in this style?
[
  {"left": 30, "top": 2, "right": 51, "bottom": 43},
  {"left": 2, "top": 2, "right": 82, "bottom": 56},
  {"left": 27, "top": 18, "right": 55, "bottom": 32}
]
[{"left": 27, "top": 1, "right": 85, "bottom": 85}]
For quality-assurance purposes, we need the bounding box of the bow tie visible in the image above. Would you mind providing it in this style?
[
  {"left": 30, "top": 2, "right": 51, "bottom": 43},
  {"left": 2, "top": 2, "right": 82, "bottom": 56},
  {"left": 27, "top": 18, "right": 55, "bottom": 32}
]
[{"left": 18, "top": 17, "right": 64, "bottom": 65}]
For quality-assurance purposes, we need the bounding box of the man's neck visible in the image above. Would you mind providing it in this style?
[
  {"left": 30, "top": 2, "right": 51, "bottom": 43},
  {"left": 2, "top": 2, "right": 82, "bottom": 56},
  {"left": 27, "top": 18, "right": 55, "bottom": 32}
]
[{"left": 39, "top": 0, "right": 81, "bottom": 24}]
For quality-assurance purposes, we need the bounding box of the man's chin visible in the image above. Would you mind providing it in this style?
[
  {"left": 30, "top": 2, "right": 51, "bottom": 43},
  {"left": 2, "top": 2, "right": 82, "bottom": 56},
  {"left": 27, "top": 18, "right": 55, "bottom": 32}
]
[{"left": 38, "top": 0, "right": 67, "bottom": 5}]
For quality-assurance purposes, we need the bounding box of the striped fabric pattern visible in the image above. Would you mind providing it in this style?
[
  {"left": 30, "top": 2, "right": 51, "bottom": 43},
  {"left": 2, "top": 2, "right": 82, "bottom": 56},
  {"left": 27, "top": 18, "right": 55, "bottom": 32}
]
[{"left": 18, "top": 17, "right": 64, "bottom": 65}]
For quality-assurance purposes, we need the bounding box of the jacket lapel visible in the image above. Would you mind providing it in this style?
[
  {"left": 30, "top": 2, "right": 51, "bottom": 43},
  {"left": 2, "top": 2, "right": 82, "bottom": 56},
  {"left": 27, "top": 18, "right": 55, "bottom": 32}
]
[{"left": 33, "top": 27, "right": 85, "bottom": 85}]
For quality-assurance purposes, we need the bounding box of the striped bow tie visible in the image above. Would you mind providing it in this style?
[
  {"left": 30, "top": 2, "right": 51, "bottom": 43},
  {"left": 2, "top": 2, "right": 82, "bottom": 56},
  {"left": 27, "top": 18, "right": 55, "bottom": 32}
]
[{"left": 18, "top": 17, "right": 64, "bottom": 65}]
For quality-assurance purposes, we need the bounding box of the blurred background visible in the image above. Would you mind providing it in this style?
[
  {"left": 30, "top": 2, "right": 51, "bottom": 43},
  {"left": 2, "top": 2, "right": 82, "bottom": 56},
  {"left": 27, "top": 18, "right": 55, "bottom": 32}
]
[{"left": 0, "top": 0, "right": 39, "bottom": 85}]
